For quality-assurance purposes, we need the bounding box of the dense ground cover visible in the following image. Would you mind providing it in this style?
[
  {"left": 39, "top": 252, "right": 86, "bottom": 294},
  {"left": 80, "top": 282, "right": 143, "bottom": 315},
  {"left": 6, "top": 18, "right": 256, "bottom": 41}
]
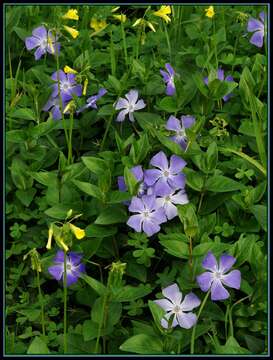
[{"left": 5, "top": 4, "right": 268, "bottom": 355}]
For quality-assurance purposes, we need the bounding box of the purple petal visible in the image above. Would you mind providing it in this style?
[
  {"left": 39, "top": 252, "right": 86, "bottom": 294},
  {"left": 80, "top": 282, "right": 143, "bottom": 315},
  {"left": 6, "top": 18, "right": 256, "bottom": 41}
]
[
  {"left": 221, "top": 270, "right": 241, "bottom": 289},
  {"left": 154, "top": 177, "right": 172, "bottom": 194},
  {"left": 150, "top": 151, "right": 168, "bottom": 171},
  {"left": 34, "top": 47, "right": 46, "bottom": 60},
  {"left": 163, "top": 202, "right": 177, "bottom": 220},
  {"left": 142, "top": 195, "right": 157, "bottom": 211},
  {"left": 162, "top": 283, "right": 182, "bottom": 305},
  {"left": 196, "top": 271, "right": 214, "bottom": 292},
  {"left": 68, "top": 252, "right": 82, "bottom": 266},
  {"left": 166, "top": 80, "right": 175, "bottom": 96},
  {"left": 219, "top": 254, "right": 236, "bottom": 273},
  {"left": 154, "top": 181, "right": 173, "bottom": 197},
  {"left": 169, "top": 155, "right": 187, "bottom": 174},
  {"left": 67, "top": 73, "right": 76, "bottom": 84},
  {"left": 144, "top": 169, "right": 162, "bottom": 186},
  {"left": 51, "top": 84, "right": 59, "bottom": 98},
  {"left": 98, "top": 88, "right": 107, "bottom": 97},
  {"left": 169, "top": 135, "right": 187, "bottom": 150},
  {"left": 177, "top": 312, "right": 197, "bottom": 329},
  {"left": 181, "top": 115, "right": 195, "bottom": 129},
  {"left": 181, "top": 293, "right": 201, "bottom": 311},
  {"left": 115, "top": 97, "right": 128, "bottom": 110},
  {"left": 168, "top": 173, "right": 186, "bottom": 189},
  {"left": 250, "top": 30, "right": 264, "bottom": 48},
  {"left": 259, "top": 11, "right": 265, "bottom": 23},
  {"left": 52, "top": 105, "right": 62, "bottom": 120},
  {"left": 165, "top": 63, "right": 175, "bottom": 76},
  {"left": 66, "top": 270, "right": 80, "bottom": 286},
  {"left": 154, "top": 299, "right": 174, "bottom": 312},
  {"left": 142, "top": 219, "right": 160, "bottom": 236},
  {"left": 125, "top": 90, "right": 138, "bottom": 105},
  {"left": 54, "top": 250, "right": 65, "bottom": 263},
  {"left": 202, "top": 251, "right": 218, "bottom": 272},
  {"left": 160, "top": 69, "right": 170, "bottom": 82},
  {"left": 70, "top": 84, "right": 82, "bottom": 97},
  {"left": 116, "top": 109, "right": 128, "bottom": 122},
  {"left": 127, "top": 214, "right": 143, "bottom": 232},
  {"left": 129, "top": 112, "right": 135, "bottom": 122},
  {"left": 32, "top": 26, "right": 47, "bottom": 40},
  {"left": 48, "top": 264, "right": 64, "bottom": 280},
  {"left": 211, "top": 279, "right": 230, "bottom": 301},
  {"left": 131, "top": 165, "right": 143, "bottom": 182},
  {"left": 161, "top": 312, "right": 178, "bottom": 329},
  {"left": 166, "top": 115, "right": 181, "bottom": 131},
  {"left": 52, "top": 70, "right": 66, "bottom": 82},
  {"left": 247, "top": 18, "right": 264, "bottom": 32},
  {"left": 118, "top": 176, "right": 127, "bottom": 192},
  {"left": 223, "top": 94, "right": 231, "bottom": 102},
  {"left": 25, "top": 36, "right": 40, "bottom": 50},
  {"left": 225, "top": 75, "right": 234, "bottom": 82},
  {"left": 204, "top": 77, "right": 209, "bottom": 86},
  {"left": 43, "top": 98, "right": 55, "bottom": 111},
  {"left": 134, "top": 99, "right": 146, "bottom": 110},
  {"left": 151, "top": 207, "right": 167, "bottom": 224},
  {"left": 217, "top": 69, "right": 225, "bottom": 81},
  {"left": 128, "top": 197, "right": 145, "bottom": 213},
  {"left": 171, "top": 190, "right": 189, "bottom": 205}
]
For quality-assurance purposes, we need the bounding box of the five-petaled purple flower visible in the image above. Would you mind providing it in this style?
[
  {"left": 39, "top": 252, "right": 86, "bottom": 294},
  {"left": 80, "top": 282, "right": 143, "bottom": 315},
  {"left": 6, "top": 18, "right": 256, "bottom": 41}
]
[
  {"left": 114, "top": 90, "right": 146, "bottom": 122},
  {"left": 43, "top": 96, "right": 67, "bottom": 120},
  {"left": 77, "top": 88, "right": 107, "bottom": 113},
  {"left": 166, "top": 115, "right": 195, "bottom": 150},
  {"left": 127, "top": 195, "right": 167, "bottom": 237},
  {"left": 247, "top": 11, "right": 265, "bottom": 48},
  {"left": 196, "top": 251, "right": 241, "bottom": 301},
  {"left": 204, "top": 69, "right": 234, "bottom": 102},
  {"left": 25, "top": 26, "right": 60, "bottom": 60},
  {"left": 51, "top": 70, "right": 82, "bottom": 103},
  {"left": 48, "top": 250, "right": 85, "bottom": 287},
  {"left": 160, "top": 63, "right": 176, "bottom": 96},
  {"left": 144, "top": 151, "right": 186, "bottom": 193},
  {"left": 154, "top": 283, "right": 200, "bottom": 329}
]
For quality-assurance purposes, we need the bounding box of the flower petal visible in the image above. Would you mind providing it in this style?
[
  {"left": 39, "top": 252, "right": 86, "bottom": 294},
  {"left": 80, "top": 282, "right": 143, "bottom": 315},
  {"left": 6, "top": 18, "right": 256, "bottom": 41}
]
[
  {"left": 211, "top": 279, "right": 230, "bottom": 301},
  {"left": 164, "top": 202, "right": 177, "bottom": 220},
  {"left": 221, "top": 270, "right": 241, "bottom": 289},
  {"left": 142, "top": 218, "right": 160, "bottom": 236},
  {"left": 196, "top": 271, "right": 214, "bottom": 292},
  {"left": 54, "top": 250, "right": 65, "bottom": 262},
  {"left": 247, "top": 18, "right": 264, "bottom": 32},
  {"left": 177, "top": 312, "right": 197, "bottom": 329},
  {"left": 150, "top": 151, "right": 168, "bottom": 171},
  {"left": 152, "top": 207, "right": 167, "bottom": 224},
  {"left": 115, "top": 97, "right": 128, "bottom": 110},
  {"left": 161, "top": 312, "right": 178, "bottom": 329},
  {"left": 250, "top": 30, "right": 264, "bottom": 48},
  {"left": 142, "top": 195, "right": 156, "bottom": 211},
  {"left": 52, "top": 70, "right": 66, "bottom": 82},
  {"left": 118, "top": 176, "right": 127, "bottom": 192},
  {"left": 171, "top": 190, "right": 189, "bottom": 205},
  {"left": 217, "top": 69, "right": 225, "bottom": 81},
  {"left": 160, "top": 69, "right": 170, "bottom": 82},
  {"left": 202, "top": 251, "right": 218, "bottom": 272},
  {"left": 225, "top": 75, "right": 234, "bottom": 82},
  {"left": 125, "top": 90, "right": 138, "bottom": 105},
  {"left": 168, "top": 173, "right": 186, "bottom": 189},
  {"left": 134, "top": 99, "right": 146, "bottom": 110},
  {"left": 127, "top": 214, "right": 143, "bottom": 232},
  {"left": 48, "top": 264, "right": 64, "bottom": 280},
  {"left": 165, "top": 63, "right": 175, "bottom": 76},
  {"left": 181, "top": 293, "right": 201, "bottom": 311},
  {"left": 66, "top": 270, "right": 80, "bottom": 286},
  {"left": 169, "top": 155, "right": 187, "bottom": 174},
  {"left": 34, "top": 46, "right": 46, "bottom": 60},
  {"left": 32, "top": 26, "right": 47, "bottom": 39},
  {"left": 131, "top": 165, "right": 143, "bottom": 182},
  {"left": 166, "top": 80, "right": 175, "bottom": 96},
  {"left": 219, "top": 254, "right": 236, "bottom": 273},
  {"left": 144, "top": 169, "right": 162, "bottom": 186},
  {"left": 166, "top": 115, "right": 181, "bottom": 131},
  {"left": 162, "top": 283, "right": 182, "bottom": 305},
  {"left": 128, "top": 112, "right": 135, "bottom": 122},
  {"left": 51, "top": 105, "right": 62, "bottom": 120},
  {"left": 259, "top": 11, "right": 265, "bottom": 23},
  {"left": 116, "top": 109, "right": 128, "bottom": 122},
  {"left": 181, "top": 115, "right": 195, "bottom": 129},
  {"left": 71, "top": 84, "right": 82, "bottom": 97},
  {"left": 128, "top": 197, "right": 145, "bottom": 213},
  {"left": 204, "top": 76, "right": 209, "bottom": 85},
  {"left": 154, "top": 299, "right": 174, "bottom": 312},
  {"left": 25, "top": 36, "right": 40, "bottom": 50},
  {"left": 68, "top": 252, "right": 82, "bottom": 266}
]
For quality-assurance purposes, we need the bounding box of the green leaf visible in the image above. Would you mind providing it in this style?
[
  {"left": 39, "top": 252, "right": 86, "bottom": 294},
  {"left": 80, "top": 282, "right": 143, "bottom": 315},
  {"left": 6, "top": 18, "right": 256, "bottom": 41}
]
[
  {"left": 177, "top": 203, "right": 199, "bottom": 238},
  {"left": 183, "top": 168, "right": 204, "bottom": 191},
  {"left": 10, "top": 108, "right": 36, "bottom": 120},
  {"left": 92, "top": 298, "right": 122, "bottom": 326},
  {"left": 82, "top": 156, "right": 108, "bottom": 175},
  {"left": 158, "top": 96, "right": 177, "bottom": 113},
  {"left": 214, "top": 336, "right": 251, "bottom": 354},
  {"left": 208, "top": 79, "right": 238, "bottom": 100},
  {"left": 250, "top": 205, "right": 267, "bottom": 232},
  {"left": 72, "top": 179, "right": 103, "bottom": 200},
  {"left": 85, "top": 224, "right": 117, "bottom": 238},
  {"left": 148, "top": 300, "right": 165, "bottom": 330},
  {"left": 124, "top": 167, "right": 139, "bottom": 195},
  {"left": 80, "top": 273, "right": 107, "bottom": 296},
  {"left": 156, "top": 133, "right": 184, "bottom": 157},
  {"left": 113, "top": 284, "right": 153, "bottom": 302},
  {"left": 193, "top": 242, "right": 231, "bottom": 257},
  {"left": 95, "top": 206, "right": 127, "bottom": 225},
  {"left": 30, "top": 171, "right": 58, "bottom": 187},
  {"left": 107, "top": 190, "right": 131, "bottom": 204},
  {"left": 15, "top": 188, "right": 36, "bottom": 206},
  {"left": 27, "top": 337, "right": 50, "bottom": 354},
  {"left": 192, "top": 72, "right": 209, "bottom": 97},
  {"left": 206, "top": 175, "right": 245, "bottom": 192},
  {"left": 45, "top": 205, "right": 73, "bottom": 220},
  {"left": 119, "top": 334, "right": 164, "bottom": 354},
  {"left": 159, "top": 235, "right": 189, "bottom": 259},
  {"left": 134, "top": 112, "right": 164, "bottom": 132}
]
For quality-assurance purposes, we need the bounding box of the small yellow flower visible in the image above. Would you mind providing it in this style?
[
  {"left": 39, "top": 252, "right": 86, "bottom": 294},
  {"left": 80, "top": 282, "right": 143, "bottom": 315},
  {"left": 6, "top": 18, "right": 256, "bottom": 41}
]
[
  {"left": 82, "top": 79, "right": 88, "bottom": 96},
  {"left": 46, "top": 225, "right": 53, "bottom": 250},
  {"left": 153, "top": 5, "right": 172, "bottom": 24},
  {"left": 64, "top": 65, "right": 77, "bottom": 74},
  {"left": 63, "top": 25, "right": 79, "bottom": 39},
  {"left": 70, "top": 224, "right": 85, "bottom": 240},
  {"left": 90, "top": 18, "right": 107, "bottom": 32},
  {"left": 113, "top": 14, "right": 127, "bottom": 23},
  {"left": 205, "top": 6, "right": 215, "bottom": 18},
  {"left": 62, "top": 9, "right": 79, "bottom": 21},
  {"left": 47, "top": 36, "right": 55, "bottom": 54}
]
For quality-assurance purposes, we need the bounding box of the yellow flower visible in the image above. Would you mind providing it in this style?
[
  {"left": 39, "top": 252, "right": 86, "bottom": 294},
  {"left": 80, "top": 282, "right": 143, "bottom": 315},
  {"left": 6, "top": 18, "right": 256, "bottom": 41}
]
[
  {"left": 147, "top": 21, "right": 156, "bottom": 32},
  {"left": 64, "top": 65, "right": 77, "bottom": 74},
  {"left": 205, "top": 6, "right": 215, "bottom": 18},
  {"left": 70, "top": 224, "right": 85, "bottom": 240},
  {"left": 82, "top": 79, "right": 88, "bottom": 96},
  {"left": 113, "top": 14, "right": 127, "bottom": 23},
  {"left": 63, "top": 25, "right": 79, "bottom": 39},
  {"left": 63, "top": 100, "right": 75, "bottom": 114},
  {"left": 132, "top": 18, "right": 143, "bottom": 27},
  {"left": 111, "top": 6, "right": 120, "bottom": 13},
  {"left": 47, "top": 36, "right": 55, "bottom": 54},
  {"left": 153, "top": 5, "right": 172, "bottom": 23},
  {"left": 46, "top": 225, "right": 53, "bottom": 250},
  {"left": 133, "top": 18, "right": 156, "bottom": 32},
  {"left": 90, "top": 18, "right": 107, "bottom": 32},
  {"left": 62, "top": 9, "right": 79, "bottom": 20}
]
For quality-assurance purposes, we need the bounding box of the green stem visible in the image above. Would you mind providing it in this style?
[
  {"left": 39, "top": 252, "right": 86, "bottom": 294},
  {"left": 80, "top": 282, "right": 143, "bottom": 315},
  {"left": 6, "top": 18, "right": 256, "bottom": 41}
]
[
  {"left": 190, "top": 291, "right": 210, "bottom": 354},
  {"left": 212, "top": 18, "right": 218, "bottom": 69},
  {"left": 163, "top": 22, "right": 172, "bottom": 62},
  {"left": 68, "top": 111, "right": 74, "bottom": 165},
  {"left": 100, "top": 112, "right": 114, "bottom": 152},
  {"left": 63, "top": 252, "right": 68, "bottom": 354},
  {"left": 37, "top": 270, "right": 46, "bottom": 337},
  {"left": 95, "top": 293, "right": 108, "bottom": 354},
  {"left": 121, "top": 22, "right": 128, "bottom": 67}
]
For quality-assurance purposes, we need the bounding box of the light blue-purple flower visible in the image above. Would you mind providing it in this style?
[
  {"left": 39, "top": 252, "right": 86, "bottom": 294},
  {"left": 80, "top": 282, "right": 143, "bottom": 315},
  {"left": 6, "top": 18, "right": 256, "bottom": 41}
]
[
  {"left": 154, "top": 283, "right": 200, "bottom": 329},
  {"left": 114, "top": 90, "right": 146, "bottom": 122},
  {"left": 43, "top": 96, "right": 67, "bottom": 120},
  {"left": 204, "top": 69, "right": 234, "bottom": 102},
  {"left": 160, "top": 63, "right": 176, "bottom": 96},
  {"left": 51, "top": 70, "right": 82, "bottom": 103},
  {"left": 196, "top": 251, "right": 241, "bottom": 301},
  {"left": 25, "top": 26, "right": 60, "bottom": 60},
  {"left": 144, "top": 151, "right": 187, "bottom": 193},
  {"left": 77, "top": 88, "right": 107, "bottom": 114},
  {"left": 166, "top": 115, "right": 195, "bottom": 150},
  {"left": 127, "top": 195, "right": 167, "bottom": 237},
  {"left": 48, "top": 250, "right": 85, "bottom": 287},
  {"left": 247, "top": 12, "right": 265, "bottom": 48}
]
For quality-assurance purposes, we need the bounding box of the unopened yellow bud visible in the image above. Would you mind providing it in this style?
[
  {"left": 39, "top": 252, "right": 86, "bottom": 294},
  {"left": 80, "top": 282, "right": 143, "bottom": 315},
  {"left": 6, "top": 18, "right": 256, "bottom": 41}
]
[
  {"left": 70, "top": 224, "right": 85, "bottom": 240},
  {"left": 64, "top": 65, "right": 77, "bottom": 74},
  {"left": 113, "top": 14, "right": 127, "bottom": 23},
  {"left": 62, "top": 9, "right": 79, "bottom": 21},
  {"left": 63, "top": 25, "right": 79, "bottom": 39},
  {"left": 111, "top": 6, "right": 120, "bottom": 13},
  {"left": 83, "top": 79, "right": 88, "bottom": 96},
  {"left": 147, "top": 21, "right": 156, "bottom": 32},
  {"left": 132, "top": 18, "right": 143, "bottom": 27},
  {"left": 46, "top": 226, "right": 54, "bottom": 250}
]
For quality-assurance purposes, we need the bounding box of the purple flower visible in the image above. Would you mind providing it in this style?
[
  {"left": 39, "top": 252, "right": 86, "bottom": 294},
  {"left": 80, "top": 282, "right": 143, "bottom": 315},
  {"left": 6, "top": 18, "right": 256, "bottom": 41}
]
[
  {"left": 247, "top": 12, "right": 265, "bottom": 48},
  {"left": 166, "top": 115, "right": 195, "bottom": 150},
  {"left": 48, "top": 250, "right": 85, "bottom": 287},
  {"left": 154, "top": 283, "right": 200, "bottom": 329},
  {"left": 118, "top": 165, "right": 147, "bottom": 197},
  {"left": 160, "top": 63, "right": 176, "bottom": 96},
  {"left": 114, "top": 90, "right": 146, "bottom": 122},
  {"left": 144, "top": 151, "right": 187, "bottom": 193},
  {"left": 127, "top": 195, "right": 167, "bottom": 237},
  {"left": 51, "top": 70, "right": 82, "bottom": 103},
  {"left": 25, "top": 26, "right": 60, "bottom": 60},
  {"left": 204, "top": 69, "right": 234, "bottom": 102},
  {"left": 196, "top": 251, "right": 241, "bottom": 301},
  {"left": 155, "top": 183, "right": 189, "bottom": 220},
  {"left": 77, "top": 88, "right": 107, "bottom": 114},
  {"left": 43, "top": 96, "right": 67, "bottom": 120}
]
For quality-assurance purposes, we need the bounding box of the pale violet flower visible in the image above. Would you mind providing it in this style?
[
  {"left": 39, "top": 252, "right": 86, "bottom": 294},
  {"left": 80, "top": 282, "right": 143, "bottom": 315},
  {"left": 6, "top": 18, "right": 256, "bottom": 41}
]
[
  {"left": 160, "top": 63, "right": 176, "bottom": 96},
  {"left": 114, "top": 90, "right": 146, "bottom": 122},
  {"left": 166, "top": 115, "right": 195, "bottom": 150},
  {"left": 247, "top": 11, "right": 265, "bottom": 48}
]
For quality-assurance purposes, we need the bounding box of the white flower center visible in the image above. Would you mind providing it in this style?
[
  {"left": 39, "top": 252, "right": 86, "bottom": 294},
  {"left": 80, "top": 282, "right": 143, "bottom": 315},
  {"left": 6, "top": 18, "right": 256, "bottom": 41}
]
[
  {"left": 61, "top": 81, "right": 70, "bottom": 92},
  {"left": 143, "top": 211, "right": 150, "bottom": 218},
  {"left": 66, "top": 264, "right": 72, "bottom": 270},
  {"left": 165, "top": 195, "right": 171, "bottom": 202},
  {"left": 40, "top": 39, "right": 48, "bottom": 48},
  {"left": 214, "top": 271, "right": 222, "bottom": 280},
  {"left": 163, "top": 170, "right": 169, "bottom": 177},
  {"left": 128, "top": 104, "right": 135, "bottom": 112},
  {"left": 173, "top": 305, "right": 181, "bottom": 314}
]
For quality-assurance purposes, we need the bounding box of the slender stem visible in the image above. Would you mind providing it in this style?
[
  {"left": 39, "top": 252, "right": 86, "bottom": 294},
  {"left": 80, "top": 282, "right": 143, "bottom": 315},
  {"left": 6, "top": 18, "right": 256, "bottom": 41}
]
[
  {"left": 231, "top": 35, "right": 239, "bottom": 73},
  {"left": 63, "top": 252, "right": 68, "bottom": 354},
  {"left": 164, "top": 22, "right": 172, "bottom": 62},
  {"left": 212, "top": 18, "right": 218, "bottom": 69},
  {"left": 190, "top": 291, "right": 210, "bottom": 354},
  {"left": 121, "top": 22, "right": 128, "bottom": 67},
  {"left": 189, "top": 235, "right": 193, "bottom": 268},
  {"left": 68, "top": 111, "right": 74, "bottom": 165},
  {"left": 95, "top": 293, "right": 108, "bottom": 354},
  {"left": 36, "top": 270, "right": 46, "bottom": 337}
]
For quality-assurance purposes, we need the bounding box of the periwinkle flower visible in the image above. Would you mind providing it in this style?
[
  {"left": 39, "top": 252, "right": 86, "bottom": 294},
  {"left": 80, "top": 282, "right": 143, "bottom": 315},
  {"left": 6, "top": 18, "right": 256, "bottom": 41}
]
[
  {"left": 160, "top": 63, "right": 175, "bottom": 96},
  {"left": 77, "top": 88, "right": 107, "bottom": 113},
  {"left": 51, "top": 70, "right": 82, "bottom": 103},
  {"left": 166, "top": 115, "right": 195, "bottom": 150},
  {"left": 127, "top": 195, "right": 167, "bottom": 237},
  {"left": 114, "top": 90, "right": 146, "bottom": 122},
  {"left": 247, "top": 12, "right": 265, "bottom": 48},
  {"left": 196, "top": 251, "right": 241, "bottom": 301},
  {"left": 48, "top": 250, "right": 85, "bottom": 287},
  {"left": 154, "top": 283, "right": 201, "bottom": 329},
  {"left": 204, "top": 69, "right": 234, "bottom": 102},
  {"left": 25, "top": 26, "right": 60, "bottom": 60},
  {"left": 144, "top": 151, "right": 187, "bottom": 193},
  {"left": 43, "top": 96, "right": 67, "bottom": 120}
]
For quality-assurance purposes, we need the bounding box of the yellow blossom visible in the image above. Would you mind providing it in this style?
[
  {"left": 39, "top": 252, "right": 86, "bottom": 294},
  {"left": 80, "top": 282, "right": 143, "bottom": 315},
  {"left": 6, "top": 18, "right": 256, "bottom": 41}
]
[
  {"left": 62, "top": 9, "right": 79, "bottom": 20},
  {"left": 82, "top": 79, "right": 88, "bottom": 96},
  {"left": 153, "top": 5, "right": 172, "bottom": 23},
  {"left": 113, "top": 14, "right": 127, "bottom": 23},
  {"left": 47, "top": 36, "right": 55, "bottom": 54},
  {"left": 63, "top": 25, "right": 79, "bottom": 39},
  {"left": 70, "top": 224, "right": 85, "bottom": 239},
  {"left": 205, "top": 6, "right": 215, "bottom": 18},
  {"left": 64, "top": 65, "right": 77, "bottom": 74},
  {"left": 90, "top": 18, "right": 107, "bottom": 32},
  {"left": 46, "top": 225, "right": 53, "bottom": 250}
]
